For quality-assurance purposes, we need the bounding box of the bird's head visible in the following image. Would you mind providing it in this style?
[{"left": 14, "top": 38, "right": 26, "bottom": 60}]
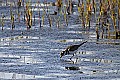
[{"left": 60, "top": 51, "right": 65, "bottom": 58}]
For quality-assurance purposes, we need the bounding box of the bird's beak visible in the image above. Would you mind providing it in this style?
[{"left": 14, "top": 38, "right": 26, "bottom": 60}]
[
  {"left": 60, "top": 52, "right": 63, "bottom": 58},
  {"left": 60, "top": 54, "right": 62, "bottom": 58},
  {"left": 60, "top": 55, "right": 62, "bottom": 58}
]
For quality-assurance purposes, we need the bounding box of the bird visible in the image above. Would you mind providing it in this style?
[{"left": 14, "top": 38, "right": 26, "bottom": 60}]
[{"left": 60, "top": 41, "right": 87, "bottom": 60}]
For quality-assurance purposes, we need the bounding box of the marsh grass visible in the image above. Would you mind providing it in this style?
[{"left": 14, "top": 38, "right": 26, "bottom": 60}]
[{"left": 0, "top": 0, "right": 119, "bottom": 39}]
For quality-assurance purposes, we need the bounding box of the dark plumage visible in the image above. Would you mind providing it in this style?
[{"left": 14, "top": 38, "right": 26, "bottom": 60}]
[{"left": 60, "top": 41, "right": 87, "bottom": 59}]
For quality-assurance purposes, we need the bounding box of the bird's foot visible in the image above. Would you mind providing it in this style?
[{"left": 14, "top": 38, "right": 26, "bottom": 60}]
[{"left": 69, "top": 58, "right": 74, "bottom": 64}]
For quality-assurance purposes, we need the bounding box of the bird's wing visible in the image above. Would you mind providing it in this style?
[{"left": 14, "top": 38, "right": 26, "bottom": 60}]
[{"left": 68, "top": 45, "right": 80, "bottom": 51}]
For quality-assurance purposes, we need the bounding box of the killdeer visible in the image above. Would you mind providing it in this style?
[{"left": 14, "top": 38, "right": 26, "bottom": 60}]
[{"left": 60, "top": 41, "right": 87, "bottom": 60}]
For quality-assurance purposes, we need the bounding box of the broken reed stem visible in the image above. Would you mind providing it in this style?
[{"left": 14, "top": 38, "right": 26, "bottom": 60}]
[
  {"left": 64, "top": 12, "right": 68, "bottom": 26},
  {"left": 25, "top": 1, "right": 32, "bottom": 30},
  {"left": 16, "top": 0, "right": 20, "bottom": 23},
  {"left": 18, "top": 13, "right": 20, "bottom": 23},
  {"left": 17, "top": 0, "right": 20, "bottom": 23},
  {"left": 78, "top": 2, "right": 85, "bottom": 29},
  {"left": 118, "top": 0, "right": 120, "bottom": 30},
  {"left": 34, "top": 15, "right": 35, "bottom": 26},
  {"left": 64, "top": 0, "right": 68, "bottom": 26},
  {"left": 96, "top": 25, "right": 99, "bottom": 40},
  {"left": 39, "top": 10, "right": 41, "bottom": 27},
  {"left": 11, "top": 14, "right": 15, "bottom": 30},
  {"left": 110, "top": 1, "right": 117, "bottom": 32},
  {"left": 6, "top": 0, "right": 7, "bottom": 6},
  {"left": 10, "top": 4, "right": 15, "bottom": 30},
  {"left": 47, "top": 4, "right": 52, "bottom": 27},
  {"left": 23, "top": 0, "right": 25, "bottom": 22},
  {"left": 41, "top": 1, "right": 46, "bottom": 27},
  {"left": 37, "top": 1, "right": 41, "bottom": 27},
  {"left": 86, "top": 0, "right": 92, "bottom": 30},
  {"left": 92, "top": 0, "right": 97, "bottom": 23},
  {"left": 41, "top": 9, "right": 45, "bottom": 26},
  {"left": 92, "top": 0, "right": 96, "bottom": 14},
  {"left": 33, "top": 3, "right": 37, "bottom": 26},
  {"left": 107, "top": 24, "right": 110, "bottom": 39},
  {"left": 52, "top": 14, "right": 60, "bottom": 28},
  {"left": 33, "top": 5, "right": 35, "bottom": 26},
  {"left": 44, "top": 0, "right": 52, "bottom": 27},
  {"left": 1, "top": 13, "right": 4, "bottom": 31},
  {"left": 56, "top": 16, "right": 61, "bottom": 28}
]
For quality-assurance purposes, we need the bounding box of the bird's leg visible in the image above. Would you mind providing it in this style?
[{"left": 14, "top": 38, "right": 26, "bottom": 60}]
[
  {"left": 75, "top": 52, "right": 78, "bottom": 63},
  {"left": 75, "top": 58, "right": 78, "bottom": 64},
  {"left": 70, "top": 54, "right": 74, "bottom": 61}
]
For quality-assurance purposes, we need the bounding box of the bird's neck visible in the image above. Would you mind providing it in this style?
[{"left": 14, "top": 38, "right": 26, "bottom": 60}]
[{"left": 79, "top": 41, "right": 87, "bottom": 46}]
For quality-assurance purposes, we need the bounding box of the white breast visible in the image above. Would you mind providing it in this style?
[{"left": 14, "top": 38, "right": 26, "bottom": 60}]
[{"left": 68, "top": 49, "right": 78, "bottom": 55}]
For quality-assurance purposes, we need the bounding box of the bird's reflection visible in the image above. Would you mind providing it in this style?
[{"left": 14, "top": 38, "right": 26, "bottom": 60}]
[
  {"left": 60, "top": 57, "right": 78, "bottom": 64},
  {"left": 65, "top": 66, "right": 80, "bottom": 70}
]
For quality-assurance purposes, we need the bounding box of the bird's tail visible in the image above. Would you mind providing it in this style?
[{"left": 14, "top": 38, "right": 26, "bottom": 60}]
[{"left": 79, "top": 41, "right": 87, "bottom": 46}]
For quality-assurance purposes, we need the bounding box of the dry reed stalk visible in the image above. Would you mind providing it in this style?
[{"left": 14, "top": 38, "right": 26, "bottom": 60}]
[
  {"left": 86, "top": 0, "right": 92, "bottom": 30},
  {"left": 10, "top": 4, "right": 15, "bottom": 30},
  {"left": 37, "top": 1, "right": 41, "bottom": 27},
  {"left": 96, "top": 25, "right": 99, "bottom": 40},
  {"left": 80, "top": 2, "right": 85, "bottom": 29},
  {"left": 47, "top": 6, "right": 52, "bottom": 27},
  {"left": 11, "top": 14, "right": 15, "bottom": 30},
  {"left": 118, "top": 0, "right": 120, "bottom": 29},
  {"left": 41, "top": 0, "right": 52, "bottom": 27},
  {"left": 1, "top": 13, "right": 4, "bottom": 31},
  {"left": 110, "top": 1, "right": 117, "bottom": 32},
  {"left": 25, "top": 1, "right": 32, "bottom": 30},
  {"left": 92, "top": 0, "right": 96, "bottom": 14},
  {"left": 64, "top": 0, "right": 68, "bottom": 26}
]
